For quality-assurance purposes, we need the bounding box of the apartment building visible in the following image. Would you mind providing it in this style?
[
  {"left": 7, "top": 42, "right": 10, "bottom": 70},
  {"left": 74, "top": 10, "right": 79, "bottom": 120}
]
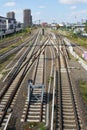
[{"left": 23, "top": 9, "right": 32, "bottom": 27}]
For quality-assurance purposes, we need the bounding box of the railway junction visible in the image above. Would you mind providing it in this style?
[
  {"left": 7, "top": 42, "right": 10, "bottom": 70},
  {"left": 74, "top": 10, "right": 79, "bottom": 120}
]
[{"left": 0, "top": 28, "right": 87, "bottom": 130}]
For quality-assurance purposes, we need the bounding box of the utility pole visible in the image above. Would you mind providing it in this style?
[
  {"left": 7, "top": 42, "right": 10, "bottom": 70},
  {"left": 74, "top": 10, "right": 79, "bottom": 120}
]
[{"left": 39, "top": 20, "right": 41, "bottom": 25}]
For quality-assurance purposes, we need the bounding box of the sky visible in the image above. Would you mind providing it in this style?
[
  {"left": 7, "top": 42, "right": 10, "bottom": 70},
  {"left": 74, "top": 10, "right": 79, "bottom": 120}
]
[{"left": 0, "top": 0, "right": 87, "bottom": 24}]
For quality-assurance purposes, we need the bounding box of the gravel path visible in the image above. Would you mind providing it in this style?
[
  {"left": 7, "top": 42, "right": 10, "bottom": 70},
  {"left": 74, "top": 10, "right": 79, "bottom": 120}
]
[{"left": 68, "top": 57, "right": 87, "bottom": 129}]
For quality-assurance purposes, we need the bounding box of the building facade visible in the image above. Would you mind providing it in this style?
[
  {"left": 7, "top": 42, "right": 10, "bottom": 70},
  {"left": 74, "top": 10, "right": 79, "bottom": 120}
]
[
  {"left": 7, "top": 12, "right": 15, "bottom": 19},
  {"left": 0, "top": 16, "right": 6, "bottom": 32},
  {"left": 23, "top": 9, "right": 32, "bottom": 27},
  {"left": 0, "top": 16, "right": 16, "bottom": 32}
]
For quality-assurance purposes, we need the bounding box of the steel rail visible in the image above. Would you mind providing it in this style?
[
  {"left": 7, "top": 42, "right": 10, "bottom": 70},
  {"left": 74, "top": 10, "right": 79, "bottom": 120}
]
[
  {"left": 0, "top": 38, "right": 48, "bottom": 126},
  {"left": 0, "top": 32, "right": 40, "bottom": 100}
]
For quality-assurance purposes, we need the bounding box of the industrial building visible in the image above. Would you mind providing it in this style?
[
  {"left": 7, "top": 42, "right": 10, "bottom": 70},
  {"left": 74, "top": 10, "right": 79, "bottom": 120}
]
[{"left": 23, "top": 9, "right": 32, "bottom": 27}]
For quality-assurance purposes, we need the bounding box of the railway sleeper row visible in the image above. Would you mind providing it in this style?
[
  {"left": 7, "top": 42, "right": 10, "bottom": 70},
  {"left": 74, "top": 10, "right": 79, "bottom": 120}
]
[
  {"left": 55, "top": 38, "right": 81, "bottom": 129},
  {"left": 21, "top": 89, "right": 47, "bottom": 123},
  {"left": 21, "top": 52, "right": 46, "bottom": 125},
  {"left": 56, "top": 69, "right": 82, "bottom": 129}
]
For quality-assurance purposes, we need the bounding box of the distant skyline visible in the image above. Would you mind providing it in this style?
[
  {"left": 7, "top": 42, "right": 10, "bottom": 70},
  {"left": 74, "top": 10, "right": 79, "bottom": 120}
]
[{"left": 0, "top": 0, "right": 87, "bottom": 24}]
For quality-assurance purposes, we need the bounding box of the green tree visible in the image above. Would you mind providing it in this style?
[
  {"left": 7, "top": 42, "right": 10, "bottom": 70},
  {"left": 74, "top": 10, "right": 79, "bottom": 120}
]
[
  {"left": 56, "top": 24, "right": 60, "bottom": 30},
  {"left": 84, "top": 22, "right": 87, "bottom": 33}
]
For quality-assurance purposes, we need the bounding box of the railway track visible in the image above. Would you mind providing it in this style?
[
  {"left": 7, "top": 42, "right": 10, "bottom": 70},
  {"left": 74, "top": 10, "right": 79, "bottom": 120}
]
[
  {"left": 2, "top": 30, "right": 44, "bottom": 83},
  {"left": 0, "top": 31, "right": 40, "bottom": 93},
  {"left": 0, "top": 31, "right": 39, "bottom": 63},
  {"left": 0, "top": 37, "right": 21, "bottom": 49},
  {"left": 0, "top": 30, "right": 34, "bottom": 49},
  {"left": 0, "top": 30, "right": 48, "bottom": 129},
  {"left": 55, "top": 35, "right": 83, "bottom": 129},
  {"left": 0, "top": 29, "right": 86, "bottom": 130},
  {"left": 20, "top": 37, "right": 49, "bottom": 126}
]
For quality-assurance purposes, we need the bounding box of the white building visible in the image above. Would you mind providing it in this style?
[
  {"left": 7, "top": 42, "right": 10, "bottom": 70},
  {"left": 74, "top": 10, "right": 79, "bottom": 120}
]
[
  {"left": 51, "top": 23, "right": 57, "bottom": 30},
  {"left": 0, "top": 16, "right": 16, "bottom": 32},
  {"left": 73, "top": 24, "right": 85, "bottom": 34}
]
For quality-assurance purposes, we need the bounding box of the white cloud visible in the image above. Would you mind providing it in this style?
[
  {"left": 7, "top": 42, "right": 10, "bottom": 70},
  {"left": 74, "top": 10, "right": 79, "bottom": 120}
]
[
  {"left": 36, "top": 12, "right": 41, "bottom": 15},
  {"left": 70, "top": 6, "right": 77, "bottom": 10},
  {"left": 71, "top": 9, "right": 87, "bottom": 15},
  {"left": 38, "top": 5, "right": 46, "bottom": 9},
  {"left": 4, "top": 1, "right": 16, "bottom": 7},
  {"left": 59, "top": 0, "right": 87, "bottom": 4}
]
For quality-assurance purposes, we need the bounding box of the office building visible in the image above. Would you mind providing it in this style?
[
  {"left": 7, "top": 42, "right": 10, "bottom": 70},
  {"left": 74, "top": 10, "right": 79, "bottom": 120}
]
[
  {"left": 23, "top": 9, "right": 32, "bottom": 27},
  {"left": 7, "top": 12, "right": 15, "bottom": 19}
]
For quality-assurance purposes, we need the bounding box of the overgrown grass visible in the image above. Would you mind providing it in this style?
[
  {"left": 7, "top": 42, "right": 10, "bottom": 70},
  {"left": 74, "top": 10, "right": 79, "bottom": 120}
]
[
  {"left": 0, "top": 28, "right": 32, "bottom": 43},
  {"left": 67, "top": 35, "right": 87, "bottom": 48},
  {"left": 0, "top": 40, "right": 23, "bottom": 54},
  {"left": 23, "top": 122, "right": 46, "bottom": 130},
  {"left": 48, "top": 76, "right": 54, "bottom": 83},
  {"left": 0, "top": 32, "right": 31, "bottom": 54},
  {"left": 23, "top": 122, "right": 38, "bottom": 129},
  {"left": 79, "top": 80, "right": 87, "bottom": 103},
  {"left": 38, "top": 123, "right": 46, "bottom": 130},
  {"left": 58, "top": 29, "right": 87, "bottom": 48},
  {"left": 0, "top": 53, "right": 15, "bottom": 71}
]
